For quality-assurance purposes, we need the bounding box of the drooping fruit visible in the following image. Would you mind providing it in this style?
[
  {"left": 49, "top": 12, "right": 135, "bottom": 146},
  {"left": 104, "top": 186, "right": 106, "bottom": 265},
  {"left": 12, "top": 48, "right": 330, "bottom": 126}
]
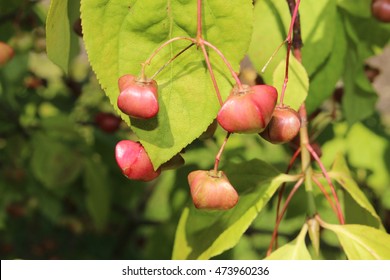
[
  {"left": 188, "top": 170, "right": 239, "bottom": 210},
  {"left": 95, "top": 112, "right": 122, "bottom": 133},
  {"left": 372, "top": 0, "right": 390, "bottom": 22},
  {"left": 217, "top": 84, "right": 278, "bottom": 133},
  {"left": 117, "top": 74, "right": 159, "bottom": 119},
  {"left": 115, "top": 140, "right": 160, "bottom": 181},
  {"left": 0, "top": 41, "right": 14, "bottom": 66},
  {"left": 260, "top": 106, "right": 300, "bottom": 144}
]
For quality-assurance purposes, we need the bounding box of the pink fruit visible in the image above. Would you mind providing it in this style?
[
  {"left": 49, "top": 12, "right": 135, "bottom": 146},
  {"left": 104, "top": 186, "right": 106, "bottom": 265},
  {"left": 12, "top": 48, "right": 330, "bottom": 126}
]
[
  {"left": 260, "top": 106, "right": 300, "bottom": 144},
  {"left": 188, "top": 170, "right": 239, "bottom": 210},
  {"left": 0, "top": 42, "right": 14, "bottom": 66},
  {"left": 115, "top": 140, "right": 160, "bottom": 181},
  {"left": 217, "top": 84, "right": 278, "bottom": 133},
  {"left": 117, "top": 74, "right": 159, "bottom": 119}
]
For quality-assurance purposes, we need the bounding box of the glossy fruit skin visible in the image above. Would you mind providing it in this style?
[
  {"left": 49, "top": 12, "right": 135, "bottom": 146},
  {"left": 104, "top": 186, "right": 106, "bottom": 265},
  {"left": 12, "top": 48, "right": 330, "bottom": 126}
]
[
  {"left": 372, "top": 0, "right": 390, "bottom": 22},
  {"left": 217, "top": 84, "right": 278, "bottom": 133},
  {"left": 260, "top": 106, "right": 300, "bottom": 144},
  {"left": 115, "top": 140, "right": 160, "bottom": 181},
  {"left": 188, "top": 170, "right": 238, "bottom": 210},
  {"left": 95, "top": 112, "right": 122, "bottom": 133},
  {"left": 117, "top": 74, "right": 159, "bottom": 119},
  {"left": 0, "top": 42, "right": 14, "bottom": 66}
]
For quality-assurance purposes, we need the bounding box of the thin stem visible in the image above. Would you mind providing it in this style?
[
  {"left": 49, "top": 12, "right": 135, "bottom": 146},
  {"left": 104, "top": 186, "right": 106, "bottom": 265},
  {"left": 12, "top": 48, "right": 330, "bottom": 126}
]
[
  {"left": 261, "top": 40, "right": 286, "bottom": 73},
  {"left": 299, "top": 104, "right": 317, "bottom": 217},
  {"left": 202, "top": 39, "right": 243, "bottom": 89},
  {"left": 197, "top": 0, "right": 202, "bottom": 40},
  {"left": 141, "top": 36, "right": 196, "bottom": 79},
  {"left": 275, "top": 147, "right": 301, "bottom": 248},
  {"left": 150, "top": 43, "right": 195, "bottom": 80},
  {"left": 200, "top": 43, "right": 224, "bottom": 106},
  {"left": 311, "top": 175, "right": 339, "bottom": 218},
  {"left": 267, "top": 177, "right": 304, "bottom": 256},
  {"left": 279, "top": 0, "right": 301, "bottom": 106},
  {"left": 306, "top": 143, "right": 345, "bottom": 224},
  {"left": 213, "top": 132, "right": 231, "bottom": 173}
]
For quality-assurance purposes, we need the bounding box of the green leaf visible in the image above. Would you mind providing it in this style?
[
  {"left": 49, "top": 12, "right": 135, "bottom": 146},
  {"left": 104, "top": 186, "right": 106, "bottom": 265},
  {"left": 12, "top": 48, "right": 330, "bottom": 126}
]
[
  {"left": 31, "top": 133, "right": 84, "bottom": 189},
  {"left": 84, "top": 157, "right": 111, "bottom": 231},
  {"left": 328, "top": 154, "right": 383, "bottom": 229},
  {"left": 346, "top": 122, "right": 390, "bottom": 195},
  {"left": 342, "top": 49, "right": 377, "bottom": 124},
  {"left": 172, "top": 159, "right": 299, "bottom": 260},
  {"left": 81, "top": 0, "right": 253, "bottom": 168},
  {"left": 272, "top": 55, "right": 309, "bottom": 110},
  {"left": 321, "top": 222, "right": 390, "bottom": 259},
  {"left": 266, "top": 223, "right": 311, "bottom": 260},
  {"left": 144, "top": 170, "right": 175, "bottom": 222},
  {"left": 249, "top": 0, "right": 337, "bottom": 82},
  {"left": 305, "top": 10, "right": 347, "bottom": 113},
  {"left": 46, "top": 0, "right": 80, "bottom": 74},
  {"left": 337, "top": 0, "right": 371, "bottom": 18}
]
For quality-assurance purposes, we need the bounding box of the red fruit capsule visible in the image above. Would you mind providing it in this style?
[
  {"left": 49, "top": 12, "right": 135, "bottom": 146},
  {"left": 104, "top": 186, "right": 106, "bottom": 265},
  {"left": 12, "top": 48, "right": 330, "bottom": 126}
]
[
  {"left": 117, "top": 74, "right": 159, "bottom": 119},
  {"left": 188, "top": 170, "right": 238, "bottom": 210},
  {"left": 217, "top": 84, "right": 278, "bottom": 133},
  {"left": 260, "top": 106, "right": 301, "bottom": 144},
  {"left": 115, "top": 140, "right": 160, "bottom": 181}
]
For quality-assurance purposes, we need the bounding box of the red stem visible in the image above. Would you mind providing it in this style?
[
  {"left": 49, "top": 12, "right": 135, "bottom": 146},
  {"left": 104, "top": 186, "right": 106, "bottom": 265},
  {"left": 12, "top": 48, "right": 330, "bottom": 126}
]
[
  {"left": 279, "top": 0, "right": 301, "bottom": 106},
  {"left": 213, "top": 132, "right": 231, "bottom": 173},
  {"left": 267, "top": 177, "right": 304, "bottom": 256},
  {"left": 197, "top": 0, "right": 202, "bottom": 40},
  {"left": 311, "top": 175, "right": 339, "bottom": 218},
  {"left": 200, "top": 44, "right": 224, "bottom": 106},
  {"left": 141, "top": 36, "right": 196, "bottom": 79},
  {"left": 275, "top": 147, "right": 301, "bottom": 247},
  {"left": 306, "top": 143, "right": 345, "bottom": 224}
]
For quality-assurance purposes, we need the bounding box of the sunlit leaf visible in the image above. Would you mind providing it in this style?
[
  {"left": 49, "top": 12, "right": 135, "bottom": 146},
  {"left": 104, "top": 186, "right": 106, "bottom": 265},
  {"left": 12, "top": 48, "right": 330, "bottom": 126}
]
[
  {"left": 328, "top": 154, "right": 383, "bottom": 229},
  {"left": 46, "top": 0, "right": 80, "bottom": 73},
  {"left": 321, "top": 222, "right": 390, "bottom": 260},
  {"left": 172, "top": 159, "right": 300, "bottom": 260},
  {"left": 266, "top": 223, "right": 311, "bottom": 260},
  {"left": 272, "top": 55, "right": 309, "bottom": 110},
  {"left": 81, "top": 0, "right": 253, "bottom": 168}
]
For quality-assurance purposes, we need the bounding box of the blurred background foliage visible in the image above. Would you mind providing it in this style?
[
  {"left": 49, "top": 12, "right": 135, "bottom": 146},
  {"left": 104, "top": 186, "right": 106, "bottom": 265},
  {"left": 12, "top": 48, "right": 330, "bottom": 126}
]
[{"left": 0, "top": 0, "right": 389, "bottom": 260}]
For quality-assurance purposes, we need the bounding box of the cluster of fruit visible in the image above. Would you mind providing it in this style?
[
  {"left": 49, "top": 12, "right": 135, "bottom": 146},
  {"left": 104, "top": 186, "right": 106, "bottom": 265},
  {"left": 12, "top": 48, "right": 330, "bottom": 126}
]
[{"left": 114, "top": 70, "right": 301, "bottom": 210}]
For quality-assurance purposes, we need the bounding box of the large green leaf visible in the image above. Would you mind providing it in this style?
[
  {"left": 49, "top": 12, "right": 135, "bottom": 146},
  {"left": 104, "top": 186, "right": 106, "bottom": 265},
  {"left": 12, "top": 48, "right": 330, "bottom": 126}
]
[
  {"left": 248, "top": 0, "right": 337, "bottom": 82},
  {"left": 81, "top": 0, "right": 253, "bottom": 168},
  {"left": 328, "top": 154, "right": 383, "bottom": 229},
  {"left": 272, "top": 55, "right": 309, "bottom": 110},
  {"left": 84, "top": 157, "right": 111, "bottom": 231},
  {"left": 346, "top": 123, "right": 390, "bottom": 195},
  {"left": 305, "top": 10, "right": 347, "bottom": 113},
  {"left": 321, "top": 222, "right": 390, "bottom": 259},
  {"left": 172, "top": 159, "right": 300, "bottom": 260},
  {"left": 46, "top": 0, "right": 80, "bottom": 73},
  {"left": 266, "top": 223, "right": 311, "bottom": 260},
  {"left": 337, "top": 0, "right": 371, "bottom": 18}
]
